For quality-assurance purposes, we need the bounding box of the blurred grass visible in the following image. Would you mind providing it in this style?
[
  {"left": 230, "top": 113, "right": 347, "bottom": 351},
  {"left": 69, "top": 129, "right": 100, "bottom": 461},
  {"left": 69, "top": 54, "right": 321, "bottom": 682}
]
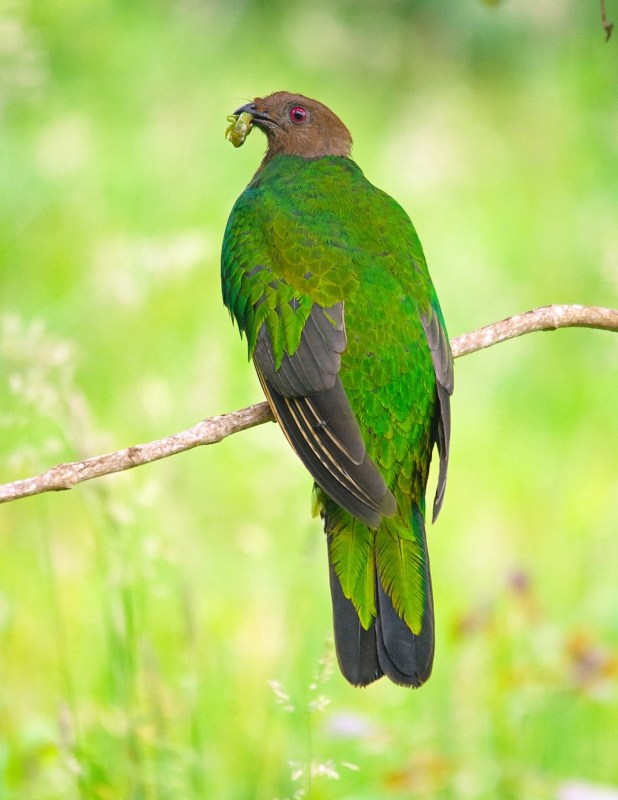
[{"left": 1, "top": 0, "right": 618, "bottom": 798}]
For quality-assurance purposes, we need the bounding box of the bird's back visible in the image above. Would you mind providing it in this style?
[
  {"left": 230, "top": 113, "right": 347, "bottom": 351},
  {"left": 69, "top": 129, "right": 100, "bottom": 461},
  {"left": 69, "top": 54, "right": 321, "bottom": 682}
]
[{"left": 223, "top": 153, "right": 451, "bottom": 686}]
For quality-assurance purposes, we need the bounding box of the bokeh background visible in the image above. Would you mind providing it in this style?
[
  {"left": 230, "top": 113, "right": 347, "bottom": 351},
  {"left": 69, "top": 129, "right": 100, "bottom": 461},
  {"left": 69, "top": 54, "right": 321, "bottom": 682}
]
[{"left": 1, "top": 0, "right": 618, "bottom": 797}]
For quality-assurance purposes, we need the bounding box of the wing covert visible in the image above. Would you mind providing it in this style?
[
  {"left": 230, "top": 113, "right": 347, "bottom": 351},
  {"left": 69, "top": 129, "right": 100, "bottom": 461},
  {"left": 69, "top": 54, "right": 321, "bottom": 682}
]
[{"left": 254, "top": 302, "right": 346, "bottom": 396}]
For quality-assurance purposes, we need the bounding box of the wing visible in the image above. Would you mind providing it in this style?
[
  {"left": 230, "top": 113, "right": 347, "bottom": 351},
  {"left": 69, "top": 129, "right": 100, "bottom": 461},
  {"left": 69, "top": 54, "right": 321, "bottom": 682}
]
[
  {"left": 419, "top": 301, "right": 454, "bottom": 522},
  {"left": 222, "top": 184, "right": 396, "bottom": 529}
]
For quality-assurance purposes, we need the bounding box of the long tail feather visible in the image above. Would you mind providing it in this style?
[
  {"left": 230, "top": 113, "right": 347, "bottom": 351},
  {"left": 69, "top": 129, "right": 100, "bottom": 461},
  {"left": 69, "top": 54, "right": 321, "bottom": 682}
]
[
  {"left": 375, "top": 506, "right": 434, "bottom": 685},
  {"left": 327, "top": 538, "right": 383, "bottom": 687},
  {"left": 327, "top": 504, "right": 434, "bottom": 688}
]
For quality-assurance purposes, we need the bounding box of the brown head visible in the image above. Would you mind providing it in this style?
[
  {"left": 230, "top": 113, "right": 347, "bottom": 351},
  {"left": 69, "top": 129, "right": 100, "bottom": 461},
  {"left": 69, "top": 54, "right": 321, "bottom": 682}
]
[{"left": 233, "top": 92, "right": 352, "bottom": 161}]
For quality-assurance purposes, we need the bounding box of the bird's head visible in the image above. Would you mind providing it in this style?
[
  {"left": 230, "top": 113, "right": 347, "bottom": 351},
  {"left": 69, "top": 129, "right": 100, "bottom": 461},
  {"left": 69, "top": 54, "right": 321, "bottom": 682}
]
[{"left": 232, "top": 92, "right": 353, "bottom": 161}]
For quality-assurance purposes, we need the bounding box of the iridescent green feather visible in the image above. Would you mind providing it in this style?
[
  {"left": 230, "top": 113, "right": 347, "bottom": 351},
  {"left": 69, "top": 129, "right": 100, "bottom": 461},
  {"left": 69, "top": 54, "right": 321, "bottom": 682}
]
[
  {"left": 375, "top": 509, "right": 427, "bottom": 634},
  {"left": 222, "top": 155, "right": 449, "bottom": 634},
  {"left": 222, "top": 157, "right": 361, "bottom": 366},
  {"left": 314, "top": 487, "right": 376, "bottom": 629}
]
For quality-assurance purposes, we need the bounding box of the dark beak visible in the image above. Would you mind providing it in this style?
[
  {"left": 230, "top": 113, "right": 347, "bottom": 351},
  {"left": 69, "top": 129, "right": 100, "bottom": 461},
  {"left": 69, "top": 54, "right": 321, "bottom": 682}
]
[{"left": 233, "top": 102, "right": 275, "bottom": 126}]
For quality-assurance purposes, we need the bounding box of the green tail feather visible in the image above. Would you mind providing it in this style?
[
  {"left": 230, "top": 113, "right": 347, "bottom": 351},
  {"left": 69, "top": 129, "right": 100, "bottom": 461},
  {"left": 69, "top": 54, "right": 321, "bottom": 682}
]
[
  {"left": 375, "top": 504, "right": 427, "bottom": 635},
  {"left": 328, "top": 516, "right": 376, "bottom": 630},
  {"left": 317, "top": 486, "right": 428, "bottom": 636},
  {"left": 314, "top": 487, "right": 376, "bottom": 629}
]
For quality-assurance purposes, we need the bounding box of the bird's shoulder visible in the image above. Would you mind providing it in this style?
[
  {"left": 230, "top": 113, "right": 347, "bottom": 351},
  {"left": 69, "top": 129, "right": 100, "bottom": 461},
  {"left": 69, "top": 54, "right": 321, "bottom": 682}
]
[
  {"left": 222, "top": 155, "right": 448, "bottom": 359},
  {"left": 223, "top": 156, "right": 364, "bottom": 310}
]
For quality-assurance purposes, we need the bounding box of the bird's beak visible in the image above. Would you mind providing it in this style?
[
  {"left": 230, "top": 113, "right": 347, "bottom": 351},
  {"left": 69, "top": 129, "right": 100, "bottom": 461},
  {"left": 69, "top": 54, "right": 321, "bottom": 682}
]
[{"left": 233, "top": 102, "right": 275, "bottom": 126}]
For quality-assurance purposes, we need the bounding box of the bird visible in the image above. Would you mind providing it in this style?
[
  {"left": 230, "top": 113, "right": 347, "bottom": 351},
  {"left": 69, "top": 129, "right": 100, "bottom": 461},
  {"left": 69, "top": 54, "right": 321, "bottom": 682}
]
[{"left": 221, "top": 92, "right": 453, "bottom": 687}]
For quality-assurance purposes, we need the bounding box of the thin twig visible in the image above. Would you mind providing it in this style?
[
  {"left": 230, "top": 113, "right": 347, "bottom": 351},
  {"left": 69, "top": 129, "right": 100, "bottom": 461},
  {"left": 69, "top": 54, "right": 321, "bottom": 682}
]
[
  {"left": 1, "top": 304, "right": 617, "bottom": 506},
  {"left": 601, "top": 0, "right": 614, "bottom": 41}
]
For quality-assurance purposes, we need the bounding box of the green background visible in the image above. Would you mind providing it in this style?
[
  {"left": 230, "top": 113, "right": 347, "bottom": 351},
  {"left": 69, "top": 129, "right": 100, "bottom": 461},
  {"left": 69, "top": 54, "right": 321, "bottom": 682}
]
[{"left": 1, "top": 0, "right": 618, "bottom": 797}]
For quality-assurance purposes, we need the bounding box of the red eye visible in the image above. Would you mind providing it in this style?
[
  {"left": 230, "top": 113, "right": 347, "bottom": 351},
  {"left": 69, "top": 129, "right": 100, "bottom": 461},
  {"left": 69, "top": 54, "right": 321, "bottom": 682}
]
[{"left": 290, "top": 106, "right": 307, "bottom": 123}]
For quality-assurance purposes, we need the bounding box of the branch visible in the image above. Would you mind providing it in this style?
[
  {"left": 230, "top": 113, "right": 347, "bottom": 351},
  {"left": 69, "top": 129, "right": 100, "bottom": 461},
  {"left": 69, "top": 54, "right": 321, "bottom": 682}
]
[
  {"left": 1, "top": 304, "right": 617, "bottom": 506},
  {"left": 450, "top": 303, "right": 618, "bottom": 358},
  {"left": 0, "top": 402, "right": 276, "bottom": 504},
  {"left": 601, "top": 0, "right": 614, "bottom": 41}
]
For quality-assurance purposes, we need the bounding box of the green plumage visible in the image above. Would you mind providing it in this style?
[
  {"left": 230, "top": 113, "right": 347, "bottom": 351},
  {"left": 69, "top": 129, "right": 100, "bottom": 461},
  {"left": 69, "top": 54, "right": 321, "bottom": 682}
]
[{"left": 222, "top": 155, "right": 450, "bottom": 647}]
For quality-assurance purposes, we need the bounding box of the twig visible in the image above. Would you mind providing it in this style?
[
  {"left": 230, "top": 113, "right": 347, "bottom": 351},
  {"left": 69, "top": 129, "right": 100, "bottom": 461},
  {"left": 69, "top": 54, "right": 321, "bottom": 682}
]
[
  {"left": 450, "top": 303, "right": 618, "bottom": 357},
  {"left": 1, "top": 304, "right": 617, "bottom": 506},
  {"left": 601, "top": 0, "right": 614, "bottom": 41}
]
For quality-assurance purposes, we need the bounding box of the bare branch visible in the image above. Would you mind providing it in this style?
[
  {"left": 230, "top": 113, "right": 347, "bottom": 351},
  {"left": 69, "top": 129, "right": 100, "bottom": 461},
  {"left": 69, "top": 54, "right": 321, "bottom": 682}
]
[
  {"left": 450, "top": 304, "right": 618, "bottom": 358},
  {"left": 601, "top": 0, "right": 614, "bottom": 41},
  {"left": 0, "top": 402, "right": 275, "bottom": 504},
  {"left": 1, "top": 304, "right": 617, "bottom": 506}
]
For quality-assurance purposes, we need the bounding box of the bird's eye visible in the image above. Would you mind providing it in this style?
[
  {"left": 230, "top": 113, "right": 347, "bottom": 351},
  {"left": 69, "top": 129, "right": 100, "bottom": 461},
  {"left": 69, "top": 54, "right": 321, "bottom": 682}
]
[{"left": 290, "top": 106, "right": 307, "bottom": 123}]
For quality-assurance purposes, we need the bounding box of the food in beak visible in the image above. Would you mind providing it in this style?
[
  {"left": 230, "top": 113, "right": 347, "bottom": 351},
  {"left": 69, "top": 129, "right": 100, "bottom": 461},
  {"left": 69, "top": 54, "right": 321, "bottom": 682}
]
[{"left": 225, "top": 112, "right": 254, "bottom": 147}]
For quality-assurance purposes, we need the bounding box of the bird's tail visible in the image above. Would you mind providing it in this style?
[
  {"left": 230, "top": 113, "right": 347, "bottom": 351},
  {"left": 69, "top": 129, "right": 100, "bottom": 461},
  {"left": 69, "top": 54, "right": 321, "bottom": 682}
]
[{"left": 318, "top": 492, "right": 434, "bottom": 688}]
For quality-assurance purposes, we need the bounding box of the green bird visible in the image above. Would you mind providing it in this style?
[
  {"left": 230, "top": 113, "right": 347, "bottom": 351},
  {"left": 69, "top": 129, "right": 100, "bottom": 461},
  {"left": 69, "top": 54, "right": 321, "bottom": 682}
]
[{"left": 221, "top": 92, "right": 453, "bottom": 687}]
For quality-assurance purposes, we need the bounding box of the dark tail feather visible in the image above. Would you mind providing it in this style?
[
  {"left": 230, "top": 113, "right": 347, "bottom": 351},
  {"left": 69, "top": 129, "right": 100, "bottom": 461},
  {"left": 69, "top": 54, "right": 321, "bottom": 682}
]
[
  {"left": 375, "top": 508, "right": 434, "bottom": 686},
  {"left": 327, "top": 508, "right": 434, "bottom": 688},
  {"left": 327, "top": 535, "right": 383, "bottom": 687},
  {"left": 375, "top": 579, "right": 434, "bottom": 687}
]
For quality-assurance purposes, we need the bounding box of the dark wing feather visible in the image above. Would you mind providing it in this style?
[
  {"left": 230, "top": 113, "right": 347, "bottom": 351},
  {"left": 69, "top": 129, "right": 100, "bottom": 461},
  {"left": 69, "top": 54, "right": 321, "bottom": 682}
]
[
  {"left": 420, "top": 307, "right": 454, "bottom": 522},
  {"left": 432, "top": 382, "right": 451, "bottom": 520},
  {"left": 254, "top": 302, "right": 346, "bottom": 396},
  {"left": 255, "top": 303, "right": 396, "bottom": 528},
  {"left": 258, "top": 370, "right": 395, "bottom": 528}
]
